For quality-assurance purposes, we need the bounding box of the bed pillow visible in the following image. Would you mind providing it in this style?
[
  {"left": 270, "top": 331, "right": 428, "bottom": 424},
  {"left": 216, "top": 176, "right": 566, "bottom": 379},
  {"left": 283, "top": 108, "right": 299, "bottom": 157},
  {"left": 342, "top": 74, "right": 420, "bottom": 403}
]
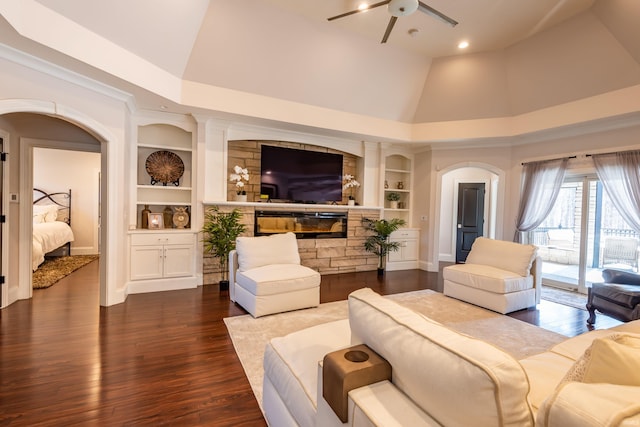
[
  {"left": 33, "top": 211, "right": 45, "bottom": 224},
  {"left": 33, "top": 204, "right": 59, "bottom": 222}
]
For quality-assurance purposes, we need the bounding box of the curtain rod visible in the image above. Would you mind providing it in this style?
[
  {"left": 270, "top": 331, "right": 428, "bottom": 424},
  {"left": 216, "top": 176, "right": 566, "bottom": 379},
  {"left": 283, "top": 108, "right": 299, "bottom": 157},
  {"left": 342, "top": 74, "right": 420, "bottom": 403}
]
[
  {"left": 585, "top": 148, "right": 640, "bottom": 157},
  {"left": 521, "top": 155, "right": 576, "bottom": 166}
]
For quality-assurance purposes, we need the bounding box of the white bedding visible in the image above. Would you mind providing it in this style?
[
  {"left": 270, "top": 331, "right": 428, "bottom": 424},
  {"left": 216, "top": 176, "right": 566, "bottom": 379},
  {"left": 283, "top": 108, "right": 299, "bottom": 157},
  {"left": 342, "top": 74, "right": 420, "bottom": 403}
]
[{"left": 32, "top": 221, "right": 74, "bottom": 271}]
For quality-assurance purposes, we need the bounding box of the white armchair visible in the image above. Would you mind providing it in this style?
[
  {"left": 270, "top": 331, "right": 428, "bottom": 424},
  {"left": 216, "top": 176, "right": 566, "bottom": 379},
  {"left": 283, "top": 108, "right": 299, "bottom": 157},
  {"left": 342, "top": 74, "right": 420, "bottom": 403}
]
[
  {"left": 443, "top": 237, "right": 540, "bottom": 314},
  {"left": 228, "top": 232, "right": 320, "bottom": 317}
]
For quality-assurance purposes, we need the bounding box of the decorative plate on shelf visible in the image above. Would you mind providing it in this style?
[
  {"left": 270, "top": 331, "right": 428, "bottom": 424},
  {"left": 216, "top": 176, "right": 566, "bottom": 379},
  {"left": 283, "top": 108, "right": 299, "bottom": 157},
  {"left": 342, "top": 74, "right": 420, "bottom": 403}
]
[{"left": 145, "top": 150, "right": 184, "bottom": 186}]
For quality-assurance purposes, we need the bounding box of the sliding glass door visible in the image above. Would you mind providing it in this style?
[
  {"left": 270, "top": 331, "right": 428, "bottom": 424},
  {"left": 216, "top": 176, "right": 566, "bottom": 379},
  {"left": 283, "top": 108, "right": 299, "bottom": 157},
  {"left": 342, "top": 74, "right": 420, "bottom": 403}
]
[{"left": 530, "top": 175, "right": 638, "bottom": 293}]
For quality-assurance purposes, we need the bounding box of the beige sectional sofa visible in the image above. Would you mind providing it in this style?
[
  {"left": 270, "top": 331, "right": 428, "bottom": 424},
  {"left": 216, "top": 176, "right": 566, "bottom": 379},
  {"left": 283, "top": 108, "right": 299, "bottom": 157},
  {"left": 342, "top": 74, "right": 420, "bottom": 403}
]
[{"left": 263, "top": 288, "right": 640, "bottom": 426}]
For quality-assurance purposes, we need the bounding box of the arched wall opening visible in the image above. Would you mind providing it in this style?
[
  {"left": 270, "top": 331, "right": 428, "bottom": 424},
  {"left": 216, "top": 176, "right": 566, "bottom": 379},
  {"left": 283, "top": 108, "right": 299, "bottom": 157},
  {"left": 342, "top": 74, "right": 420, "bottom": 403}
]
[
  {"left": 0, "top": 100, "right": 113, "bottom": 308},
  {"left": 433, "top": 162, "right": 505, "bottom": 267}
]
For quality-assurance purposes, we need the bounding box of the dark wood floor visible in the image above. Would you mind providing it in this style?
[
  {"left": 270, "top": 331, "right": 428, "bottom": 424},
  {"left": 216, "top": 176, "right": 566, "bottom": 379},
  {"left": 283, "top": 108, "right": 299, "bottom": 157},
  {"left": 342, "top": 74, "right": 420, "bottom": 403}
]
[{"left": 0, "top": 262, "right": 621, "bottom": 426}]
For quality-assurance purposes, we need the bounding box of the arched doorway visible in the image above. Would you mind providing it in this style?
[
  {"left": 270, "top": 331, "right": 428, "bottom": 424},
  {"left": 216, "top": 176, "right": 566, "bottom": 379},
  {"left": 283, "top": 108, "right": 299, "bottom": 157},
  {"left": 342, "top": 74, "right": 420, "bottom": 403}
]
[
  {"left": 0, "top": 100, "right": 113, "bottom": 308},
  {"left": 433, "top": 162, "right": 505, "bottom": 268}
]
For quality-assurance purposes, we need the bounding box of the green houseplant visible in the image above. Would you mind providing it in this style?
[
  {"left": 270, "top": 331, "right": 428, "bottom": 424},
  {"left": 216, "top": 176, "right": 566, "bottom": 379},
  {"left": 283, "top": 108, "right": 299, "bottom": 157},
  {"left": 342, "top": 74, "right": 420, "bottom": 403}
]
[
  {"left": 386, "top": 192, "right": 401, "bottom": 209},
  {"left": 362, "top": 217, "right": 406, "bottom": 275},
  {"left": 201, "top": 206, "right": 246, "bottom": 291}
]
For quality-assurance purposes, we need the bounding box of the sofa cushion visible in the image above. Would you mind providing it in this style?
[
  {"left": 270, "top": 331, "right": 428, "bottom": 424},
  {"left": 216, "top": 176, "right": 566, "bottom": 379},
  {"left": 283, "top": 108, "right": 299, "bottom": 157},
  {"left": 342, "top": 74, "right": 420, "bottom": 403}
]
[
  {"left": 536, "top": 383, "right": 640, "bottom": 427},
  {"left": 348, "top": 288, "right": 534, "bottom": 427},
  {"left": 236, "top": 232, "right": 301, "bottom": 271},
  {"left": 519, "top": 352, "right": 575, "bottom": 412},
  {"left": 264, "top": 319, "right": 351, "bottom": 427},
  {"left": 236, "top": 264, "right": 320, "bottom": 295},
  {"left": 443, "top": 263, "right": 534, "bottom": 294},
  {"left": 466, "top": 237, "right": 537, "bottom": 277}
]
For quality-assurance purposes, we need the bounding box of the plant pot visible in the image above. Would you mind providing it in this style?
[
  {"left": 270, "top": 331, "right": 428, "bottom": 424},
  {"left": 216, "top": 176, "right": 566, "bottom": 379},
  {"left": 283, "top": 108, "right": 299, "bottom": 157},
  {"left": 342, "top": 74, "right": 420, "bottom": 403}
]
[
  {"left": 219, "top": 280, "right": 230, "bottom": 291},
  {"left": 348, "top": 199, "right": 355, "bottom": 206},
  {"left": 235, "top": 194, "right": 247, "bottom": 202},
  {"left": 389, "top": 201, "right": 398, "bottom": 209},
  {"left": 377, "top": 268, "right": 384, "bottom": 276}
]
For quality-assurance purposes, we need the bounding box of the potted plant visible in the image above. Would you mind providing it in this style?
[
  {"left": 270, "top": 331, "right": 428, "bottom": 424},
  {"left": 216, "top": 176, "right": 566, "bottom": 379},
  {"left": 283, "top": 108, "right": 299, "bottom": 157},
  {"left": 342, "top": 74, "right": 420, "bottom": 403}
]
[
  {"left": 386, "top": 192, "right": 401, "bottom": 209},
  {"left": 201, "top": 206, "right": 247, "bottom": 291},
  {"left": 342, "top": 174, "right": 360, "bottom": 205},
  {"left": 362, "top": 217, "right": 406, "bottom": 275},
  {"left": 230, "top": 165, "right": 250, "bottom": 202}
]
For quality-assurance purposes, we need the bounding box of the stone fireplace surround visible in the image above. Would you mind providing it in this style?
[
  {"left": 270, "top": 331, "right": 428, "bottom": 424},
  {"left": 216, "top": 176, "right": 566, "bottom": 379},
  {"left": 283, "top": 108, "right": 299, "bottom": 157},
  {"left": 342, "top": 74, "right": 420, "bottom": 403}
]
[{"left": 202, "top": 203, "right": 380, "bottom": 286}]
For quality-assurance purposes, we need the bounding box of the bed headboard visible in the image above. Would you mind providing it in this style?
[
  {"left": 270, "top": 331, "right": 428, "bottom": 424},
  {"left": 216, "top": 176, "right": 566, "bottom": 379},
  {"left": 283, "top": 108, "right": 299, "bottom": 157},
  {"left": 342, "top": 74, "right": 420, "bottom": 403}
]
[{"left": 33, "top": 188, "right": 72, "bottom": 226}]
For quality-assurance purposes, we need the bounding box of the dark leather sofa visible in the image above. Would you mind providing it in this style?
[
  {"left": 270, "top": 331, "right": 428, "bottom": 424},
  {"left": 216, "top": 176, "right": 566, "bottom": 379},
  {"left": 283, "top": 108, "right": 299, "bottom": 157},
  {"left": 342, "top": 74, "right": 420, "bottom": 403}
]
[{"left": 587, "top": 268, "right": 640, "bottom": 324}]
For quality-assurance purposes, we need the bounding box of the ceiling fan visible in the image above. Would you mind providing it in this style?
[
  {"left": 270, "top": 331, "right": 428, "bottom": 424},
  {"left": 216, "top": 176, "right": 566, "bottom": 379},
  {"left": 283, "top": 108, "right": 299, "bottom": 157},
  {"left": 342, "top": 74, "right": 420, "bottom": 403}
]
[{"left": 328, "top": 0, "right": 458, "bottom": 44}]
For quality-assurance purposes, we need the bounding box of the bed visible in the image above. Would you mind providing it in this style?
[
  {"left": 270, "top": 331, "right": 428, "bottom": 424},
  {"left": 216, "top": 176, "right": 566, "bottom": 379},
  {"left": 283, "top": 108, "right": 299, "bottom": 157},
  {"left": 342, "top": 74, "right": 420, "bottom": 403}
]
[{"left": 32, "top": 188, "right": 74, "bottom": 271}]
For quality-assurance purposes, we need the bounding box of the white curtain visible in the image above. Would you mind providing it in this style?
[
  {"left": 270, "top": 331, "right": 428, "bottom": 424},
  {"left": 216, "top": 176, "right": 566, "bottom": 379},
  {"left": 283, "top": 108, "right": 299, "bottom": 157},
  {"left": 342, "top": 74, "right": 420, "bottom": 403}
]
[
  {"left": 514, "top": 158, "right": 568, "bottom": 242},
  {"left": 593, "top": 150, "right": 640, "bottom": 233}
]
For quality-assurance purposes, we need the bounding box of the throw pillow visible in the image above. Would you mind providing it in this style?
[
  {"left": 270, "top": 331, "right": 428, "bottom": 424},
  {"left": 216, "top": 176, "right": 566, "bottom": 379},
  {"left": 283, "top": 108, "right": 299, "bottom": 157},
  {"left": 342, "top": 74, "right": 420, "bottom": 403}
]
[{"left": 561, "top": 333, "right": 640, "bottom": 386}]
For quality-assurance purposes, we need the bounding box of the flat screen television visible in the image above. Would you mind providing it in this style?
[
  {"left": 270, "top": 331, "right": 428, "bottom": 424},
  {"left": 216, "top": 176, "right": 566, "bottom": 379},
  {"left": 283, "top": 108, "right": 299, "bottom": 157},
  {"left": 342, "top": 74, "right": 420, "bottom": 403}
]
[{"left": 260, "top": 145, "right": 343, "bottom": 203}]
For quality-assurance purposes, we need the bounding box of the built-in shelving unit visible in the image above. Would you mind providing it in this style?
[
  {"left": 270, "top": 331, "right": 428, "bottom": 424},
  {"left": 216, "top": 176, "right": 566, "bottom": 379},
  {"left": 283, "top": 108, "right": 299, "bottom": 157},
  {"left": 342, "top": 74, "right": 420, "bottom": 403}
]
[
  {"left": 127, "top": 115, "right": 199, "bottom": 293},
  {"left": 135, "top": 122, "right": 194, "bottom": 230},
  {"left": 383, "top": 153, "right": 413, "bottom": 225}
]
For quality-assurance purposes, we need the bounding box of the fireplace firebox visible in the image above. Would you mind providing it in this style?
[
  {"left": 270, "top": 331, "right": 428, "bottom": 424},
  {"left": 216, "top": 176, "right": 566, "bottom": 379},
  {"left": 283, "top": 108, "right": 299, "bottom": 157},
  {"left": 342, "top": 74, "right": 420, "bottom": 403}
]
[{"left": 254, "top": 210, "right": 347, "bottom": 239}]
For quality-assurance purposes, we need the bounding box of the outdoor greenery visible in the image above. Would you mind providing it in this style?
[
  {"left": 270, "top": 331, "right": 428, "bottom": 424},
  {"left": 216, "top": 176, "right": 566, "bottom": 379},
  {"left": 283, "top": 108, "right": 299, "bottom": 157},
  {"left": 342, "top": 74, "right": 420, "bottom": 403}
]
[
  {"left": 201, "top": 206, "right": 246, "bottom": 283},
  {"left": 362, "top": 217, "right": 407, "bottom": 273}
]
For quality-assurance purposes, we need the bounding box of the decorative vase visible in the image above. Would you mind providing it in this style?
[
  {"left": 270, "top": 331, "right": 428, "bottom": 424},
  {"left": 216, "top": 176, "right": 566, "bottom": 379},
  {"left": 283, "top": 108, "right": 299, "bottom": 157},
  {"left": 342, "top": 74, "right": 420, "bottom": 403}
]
[
  {"left": 163, "top": 206, "right": 173, "bottom": 229},
  {"left": 236, "top": 193, "right": 247, "bottom": 202},
  {"left": 141, "top": 204, "right": 151, "bottom": 229},
  {"left": 348, "top": 199, "right": 355, "bottom": 206},
  {"left": 219, "top": 280, "right": 230, "bottom": 292},
  {"left": 390, "top": 201, "right": 398, "bottom": 209},
  {"left": 397, "top": 181, "right": 404, "bottom": 189}
]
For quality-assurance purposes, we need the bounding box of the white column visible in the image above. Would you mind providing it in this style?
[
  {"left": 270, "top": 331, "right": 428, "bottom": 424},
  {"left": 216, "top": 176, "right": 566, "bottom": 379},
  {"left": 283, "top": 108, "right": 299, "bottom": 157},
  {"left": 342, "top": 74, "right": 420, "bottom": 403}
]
[{"left": 361, "top": 141, "right": 381, "bottom": 207}]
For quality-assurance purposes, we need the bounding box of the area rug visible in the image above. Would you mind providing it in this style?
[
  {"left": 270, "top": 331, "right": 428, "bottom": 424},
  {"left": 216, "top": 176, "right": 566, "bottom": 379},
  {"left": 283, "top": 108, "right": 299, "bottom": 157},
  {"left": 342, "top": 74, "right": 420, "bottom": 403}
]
[
  {"left": 541, "top": 285, "right": 587, "bottom": 310},
  {"left": 224, "top": 289, "right": 567, "bottom": 411},
  {"left": 32, "top": 255, "right": 99, "bottom": 289}
]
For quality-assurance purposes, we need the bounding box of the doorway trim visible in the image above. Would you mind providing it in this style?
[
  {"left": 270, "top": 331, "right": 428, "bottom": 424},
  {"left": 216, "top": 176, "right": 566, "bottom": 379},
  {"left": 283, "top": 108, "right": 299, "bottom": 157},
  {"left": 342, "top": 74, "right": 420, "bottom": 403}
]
[
  {"left": 431, "top": 162, "right": 505, "bottom": 271},
  {"left": 20, "top": 138, "right": 100, "bottom": 300},
  {"left": 0, "top": 99, "right": 114, "bottom": 307}
]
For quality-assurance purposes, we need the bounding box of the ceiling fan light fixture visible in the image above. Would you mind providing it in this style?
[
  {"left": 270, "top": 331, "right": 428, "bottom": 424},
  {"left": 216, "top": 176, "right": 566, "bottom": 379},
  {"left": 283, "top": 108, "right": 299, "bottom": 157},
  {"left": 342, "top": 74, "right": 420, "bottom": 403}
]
[{"left": 388, "top": 0, "right": 419, "bottom": 17}]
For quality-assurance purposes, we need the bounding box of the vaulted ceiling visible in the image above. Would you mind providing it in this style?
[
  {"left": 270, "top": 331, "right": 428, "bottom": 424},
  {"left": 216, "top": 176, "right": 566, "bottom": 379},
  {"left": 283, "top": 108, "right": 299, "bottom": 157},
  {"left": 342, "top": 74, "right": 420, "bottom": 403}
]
[{"left": 1, "top": 0, "right": 640, "bottom": 143}]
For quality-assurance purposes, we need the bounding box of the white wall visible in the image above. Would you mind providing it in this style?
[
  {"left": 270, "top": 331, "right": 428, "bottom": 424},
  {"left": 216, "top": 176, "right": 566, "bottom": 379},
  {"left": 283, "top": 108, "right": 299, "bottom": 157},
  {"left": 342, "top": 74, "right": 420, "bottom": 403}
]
[
  {"left": 33, "top": 147, "right": 100, "bottom": 255},
  {"left": 0, "top": 52, "right": 130, "bottom": 308}
]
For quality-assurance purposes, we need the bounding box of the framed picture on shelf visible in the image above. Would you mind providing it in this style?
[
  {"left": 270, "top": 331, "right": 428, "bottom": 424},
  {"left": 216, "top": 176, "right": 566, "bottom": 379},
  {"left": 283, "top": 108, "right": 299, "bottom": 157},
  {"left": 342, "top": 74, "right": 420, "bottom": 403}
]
[{"left": 148, "top": 213, "right": 164, "bottom": 229}]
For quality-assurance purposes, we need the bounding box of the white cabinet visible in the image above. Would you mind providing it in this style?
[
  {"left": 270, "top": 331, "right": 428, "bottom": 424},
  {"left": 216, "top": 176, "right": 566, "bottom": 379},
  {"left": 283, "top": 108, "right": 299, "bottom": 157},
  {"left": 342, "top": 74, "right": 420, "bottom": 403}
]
[
  {"left": 383, "top": 154, "right": 413, "bottom": 225},
  {"left": 387, "top": 228, "right": 419, "bottom": 271},
  {"left": 130, "top": 232, "right": 195, "bottom": 282}
]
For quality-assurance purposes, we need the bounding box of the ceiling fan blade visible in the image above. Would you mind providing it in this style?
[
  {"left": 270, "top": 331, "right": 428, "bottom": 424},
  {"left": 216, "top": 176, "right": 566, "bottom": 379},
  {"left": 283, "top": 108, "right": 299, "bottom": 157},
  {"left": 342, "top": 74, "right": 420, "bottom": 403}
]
[
  {"left": 381, "top": 16, "right": 398, "bottom": 43},
  {"left": 417, "top": 1, "right": 458, "bottom": 27},
  {"left": 328, "top": 0, "right": 391, "bottom": 21}
]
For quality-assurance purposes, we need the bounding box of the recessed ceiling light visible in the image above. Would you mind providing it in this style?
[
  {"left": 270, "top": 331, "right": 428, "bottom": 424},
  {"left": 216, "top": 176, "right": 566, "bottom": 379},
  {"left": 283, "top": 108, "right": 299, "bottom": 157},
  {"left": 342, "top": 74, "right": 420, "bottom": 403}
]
[
  {"left": 358, "top": 3, "right": 369, "bottom": 11},
  {"left": 458, "top": 41, "right": 469, "bottom": 49}
]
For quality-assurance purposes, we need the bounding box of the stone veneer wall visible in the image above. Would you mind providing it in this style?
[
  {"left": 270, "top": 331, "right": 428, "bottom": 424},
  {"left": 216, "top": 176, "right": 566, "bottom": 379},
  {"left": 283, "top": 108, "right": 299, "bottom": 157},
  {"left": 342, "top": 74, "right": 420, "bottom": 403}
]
[
  {"left": 202, "top": 205, "right": 380, "bottom": 286},
  {"left": 227, "top": 140, "right": 358, "bottom": 204}
]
